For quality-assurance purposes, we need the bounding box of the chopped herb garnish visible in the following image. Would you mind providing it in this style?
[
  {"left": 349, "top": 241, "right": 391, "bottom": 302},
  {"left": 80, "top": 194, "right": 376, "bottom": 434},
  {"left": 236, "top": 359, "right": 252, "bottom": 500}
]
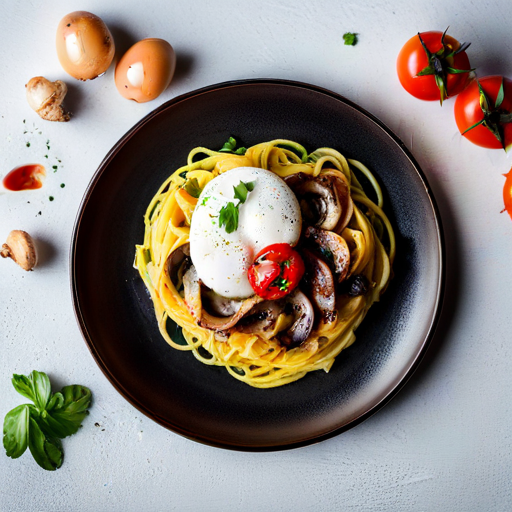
[
  {"left": 233, "top": 180, "right": 255, "bottom": 203},
  {"left": 343, "top": 32, "right": 358, "bottom": 46},
  {"left": 219, "top": 136, "right": 247, "bottom": 155},
  {"left": 272, "top": 277, "right": 290, "bottom": 291},
  {"left": 44, "top": 155, "right": 48, "bottom": 159},
  {"left": 60, "top": 183, "right": 65, "bottom": 188},
  {"left": 179, "top": 170, "right": 188, "bottom": 179},
  {"left": 183, "top": 177, "right": 202, "bottom": 198},
  {"left": 219, "top": 202, "right": 239, "bottom": 234},
  {"left": 201, "top": 196, "right": 210, "bottom": 206},
  {"left": 49, "top": 196, "right": 54, "bottom": 202},
  {"left": 26, "top": 142, "right": 30, "bottom": 147},
  {"left": 52, "top": 165, "right": 58, "bottom": 172},
  {"left": 217, "top": 181, "right": 256, "bottom": 233}
]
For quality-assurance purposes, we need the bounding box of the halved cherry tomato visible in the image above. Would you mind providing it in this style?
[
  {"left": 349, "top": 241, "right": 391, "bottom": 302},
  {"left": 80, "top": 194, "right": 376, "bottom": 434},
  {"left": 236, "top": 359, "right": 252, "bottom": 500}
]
[
  {"left": 454, "top": 76, "right": 512, "bottom": 150},
  {"left": 397, "top": 30, "right": 472, "bottom": 103},
  {"left": 247, "top": 243, "right": 305, "bottom": 300},
  {"left": 503, "top": 168, "right": 512, "bottom": 221}
]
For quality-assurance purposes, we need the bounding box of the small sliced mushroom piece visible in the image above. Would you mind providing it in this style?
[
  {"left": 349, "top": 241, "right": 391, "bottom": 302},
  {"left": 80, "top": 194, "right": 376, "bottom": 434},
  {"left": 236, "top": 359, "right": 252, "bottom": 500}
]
[
  {"left": 182, "top": 265, "right": 202, "bottom": 321},
  {"left": 236, "top": 300, "right": 285, "bottom": 337},
  {"left": 165, "top": 243, "right": 190, "bottom": 288},
  {"left": 305, "top": 226, "right": 351, "bottom": 283},
  {"left": 321, "top": 169, "right": 354, "bottom": 233},
  {"left": 202, "top": 288, "right": 243, "bottom": 317},
  {"left": 301, "top": 248, "right": 336, "bottom": 320},
  {"left": 200, "top": 294, "right": 264, "bottom": 331},
  {"left": 280, "top": 290, "right": 315, "bottom": 346},
  {"left": 1, "top": 230, "right": 37, "bottom": 271}
]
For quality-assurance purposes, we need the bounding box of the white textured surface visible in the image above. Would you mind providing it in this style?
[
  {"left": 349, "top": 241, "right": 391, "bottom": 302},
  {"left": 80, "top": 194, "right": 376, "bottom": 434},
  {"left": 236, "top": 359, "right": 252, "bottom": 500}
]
[{"left": 1, "top": 0, "right": 512, "bottom": 511}]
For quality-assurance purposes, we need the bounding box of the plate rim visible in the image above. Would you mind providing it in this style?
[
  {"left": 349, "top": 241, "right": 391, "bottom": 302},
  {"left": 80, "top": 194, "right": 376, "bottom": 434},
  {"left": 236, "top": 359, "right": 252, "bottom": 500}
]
[{"left": 70, "top": 78, "right": 446, "bottom": 451}]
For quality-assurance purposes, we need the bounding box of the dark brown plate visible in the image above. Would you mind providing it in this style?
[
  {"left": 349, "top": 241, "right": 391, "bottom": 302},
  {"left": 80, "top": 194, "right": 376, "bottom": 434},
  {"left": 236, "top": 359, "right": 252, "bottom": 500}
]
[{"left": 71, "top": 79, "right": 444, "bottom": 450}]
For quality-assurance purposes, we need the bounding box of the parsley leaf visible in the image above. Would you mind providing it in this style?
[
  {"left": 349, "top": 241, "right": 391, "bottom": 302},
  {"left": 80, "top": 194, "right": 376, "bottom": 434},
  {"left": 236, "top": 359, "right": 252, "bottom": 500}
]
[
  {"left": 3, "top": 371, "right": 92, "bottom": 471},
  {"left": 233, "top": 180, "right": 255, "bottom": 203},
  {"left": 219, "top": 136, "right": 247, "bottom": 155},
  {"left": 219, "top": 202, "right": 239, "bottom": 233},
  {"left": 183, "top": 177, "right": 203, "bottom": 198},
  {"left": 343, "top": 32, "right": 358, "bottom": 46}
]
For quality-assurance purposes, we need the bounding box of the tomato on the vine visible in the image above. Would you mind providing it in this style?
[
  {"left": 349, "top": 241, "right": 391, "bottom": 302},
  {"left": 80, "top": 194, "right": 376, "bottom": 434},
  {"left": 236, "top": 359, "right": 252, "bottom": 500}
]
[
  {"left": 454, "top": 76, "right": 512, "bottom": 150},
  {"left": 247, "top": 243, "right": 305, "bottom": 300},
  {"left": 397, "top": 30, "right": 472, "bottom": 103}
]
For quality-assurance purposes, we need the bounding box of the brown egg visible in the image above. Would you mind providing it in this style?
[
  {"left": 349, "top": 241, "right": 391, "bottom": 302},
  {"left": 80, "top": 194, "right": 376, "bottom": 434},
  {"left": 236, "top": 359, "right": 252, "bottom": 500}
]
[
  {"left": 56, "top": 11, "right": 115, "bottom": 81},
  {"left": 115, "top": 39, "right": 176, "bottom": 103}
]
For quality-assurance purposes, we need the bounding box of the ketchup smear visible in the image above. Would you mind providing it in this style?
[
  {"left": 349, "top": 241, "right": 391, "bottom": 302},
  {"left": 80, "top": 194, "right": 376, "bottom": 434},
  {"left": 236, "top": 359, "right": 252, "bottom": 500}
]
[{"left": 3, "top": 164, "right": 46, "bottom": 191}]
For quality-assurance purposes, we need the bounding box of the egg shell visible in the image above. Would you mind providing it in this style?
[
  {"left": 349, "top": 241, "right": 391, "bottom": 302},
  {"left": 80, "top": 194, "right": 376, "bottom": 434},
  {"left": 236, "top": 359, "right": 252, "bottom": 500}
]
[
  {"left": 115, "top": 39, "right": 176, "bottom": 103},
  {"left": 56, "top": 11, "right": 115, "bottom": 81}
]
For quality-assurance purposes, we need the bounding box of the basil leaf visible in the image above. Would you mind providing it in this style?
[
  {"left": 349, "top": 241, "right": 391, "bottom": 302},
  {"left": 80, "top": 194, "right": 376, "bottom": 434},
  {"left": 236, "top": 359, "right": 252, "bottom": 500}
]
[
  {"left": 43, "top": 386, "right": 92, "bottom": 438},
  {"left": 30, "top": 371, "right": 51, "bottom": 411},
  {"left": 28, "top": 418, "right": 62, "bottom": 471},
  {"left": 3, "top": 404, "right": 30, "bottom": 459},
  {"left": 183, "top": 178, "right": 203, "bottom": 199},
  {"left": 219, "top": 202, "right": 239, "bottom": 234},
  {"left": 11, "top": 374, "right": 36, "bottom": 402}
]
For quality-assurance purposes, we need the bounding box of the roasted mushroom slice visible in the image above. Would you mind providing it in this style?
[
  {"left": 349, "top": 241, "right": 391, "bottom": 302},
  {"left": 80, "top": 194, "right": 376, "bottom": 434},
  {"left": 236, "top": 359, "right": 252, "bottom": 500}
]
[
  {"left": 321, "top": 169, "right": 354, "bottom": 233},
  {"left": 202, "top": 288, "right": 243, "bottom": 317},
  {"left": 285, "top": 172, "right": 341, "bottom": 230},
  {"left": 301, "top": 248, "right": 336, "bottom": 321},
  {"left": 236, "top": 300, "right": 284, "bottom": 337},
  {"left": 183, "top": 265, "right": 202, "bottom": 321},
  {"left": 305, "top": 226, "right": 350, "bottom": 283},
  {"left": 166, "top": 243, "right": 191, "bottom": 288},
  {"left": 200, "top": 295, "right": 264, "bottom": 331},
  {"left": 280, "top": 290, "right": 315, "bottom": 346}
]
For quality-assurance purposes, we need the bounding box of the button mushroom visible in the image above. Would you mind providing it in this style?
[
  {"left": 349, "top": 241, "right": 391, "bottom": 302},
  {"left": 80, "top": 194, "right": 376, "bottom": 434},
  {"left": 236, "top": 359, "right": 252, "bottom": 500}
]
[
  {"left": 26, "top": 76, "right": 70, "bottom": 122},
  {"left": 1, "top": 230, "right": 37, "bottom": 271}
]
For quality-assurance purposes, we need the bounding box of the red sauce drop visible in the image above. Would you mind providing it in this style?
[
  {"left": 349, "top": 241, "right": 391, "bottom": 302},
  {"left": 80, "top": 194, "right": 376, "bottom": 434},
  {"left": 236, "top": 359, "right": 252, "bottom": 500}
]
[{"left": 3, "top": 164, "right": 46, "bottom": 191}]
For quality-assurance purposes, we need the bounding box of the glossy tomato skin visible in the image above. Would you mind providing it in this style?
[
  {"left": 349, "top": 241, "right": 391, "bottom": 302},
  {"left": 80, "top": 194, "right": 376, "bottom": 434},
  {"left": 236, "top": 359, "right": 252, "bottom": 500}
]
[
  {"left": 247, "top": 243, "right": 305, "bottom": 300},
  {"left": 454, "top": 76, "right": 512, "bottom": 149},
  {"left": 397, "top": 31, "right": 471, "bottom": 101},
  {"left": 503, "top": 169, "right": 512, "bottom": 220}
]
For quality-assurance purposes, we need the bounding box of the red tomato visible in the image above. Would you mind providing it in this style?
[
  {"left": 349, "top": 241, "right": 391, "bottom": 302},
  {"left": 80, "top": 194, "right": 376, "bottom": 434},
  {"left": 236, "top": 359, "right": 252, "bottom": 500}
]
[
  {"left": 247, "top": 243, "right": 305, "bottom": 300},
  {"left": 503, "top": 168, "right": 512, "bottom": 221},
  {"left": 454, "top": 76, "right": 512, "bottom": 150},
  {"left": 397, "top": 30, "right": 472, "bottom": 103}
]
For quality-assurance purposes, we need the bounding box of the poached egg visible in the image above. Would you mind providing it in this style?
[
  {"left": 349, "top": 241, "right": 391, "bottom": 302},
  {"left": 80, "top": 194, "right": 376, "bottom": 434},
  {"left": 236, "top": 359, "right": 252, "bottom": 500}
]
[{"left": 189, "top": 167, "right": 301, "bottom": 299}]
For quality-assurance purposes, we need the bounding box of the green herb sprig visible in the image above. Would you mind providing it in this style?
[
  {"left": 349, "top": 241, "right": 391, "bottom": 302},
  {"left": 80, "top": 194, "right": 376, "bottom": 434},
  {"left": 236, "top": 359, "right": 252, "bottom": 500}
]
[
  {"left": 219, "top": 136, "right": 247, "bottom": 155},
  {"left": 3, "top": 371, "right": 92, "bottom": 471},
  {"left": 219, "top": 180, "right": 255, "bottom": 234},
  {"left": 343, "top": 32, "right": 358, "bottom": 46},
  {"left": 183, "top": 177, "right": 203, "bottom": 198}
]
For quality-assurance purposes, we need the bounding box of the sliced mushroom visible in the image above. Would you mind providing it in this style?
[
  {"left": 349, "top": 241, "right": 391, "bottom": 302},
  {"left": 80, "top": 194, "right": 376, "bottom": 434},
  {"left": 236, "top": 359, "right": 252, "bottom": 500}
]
[
  {"left": 280, "top": 290, "right": 315, "bottom": 346},
  {"left": 202, "top": 288, "right": 243, "bottom": 317},
  {"left": 305, "top": 226, "right": 350, "bottom": 283},
  {"left": 321, "top": 169, "right": 354, "bottom": 233},
  {"left": 183, "top": 265, "right": 202, "bottom": 321},
  {"left": 285, "top": 173, "right": 340, "bottom": 230},
  {"left": 301, "top": 248, "right": 336, "bottom": 320},
  {"left": 236, "top": 300, "right": 285, "bottom": 337},
  {"left": 284, "top": 171, "right": 353, "bottom": 232},
  {"left": 200, "top": 295, "right": 264, "bottom": 331},
  {"left": 165, "top": 243, "right": 190, "bottom": 288}
]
